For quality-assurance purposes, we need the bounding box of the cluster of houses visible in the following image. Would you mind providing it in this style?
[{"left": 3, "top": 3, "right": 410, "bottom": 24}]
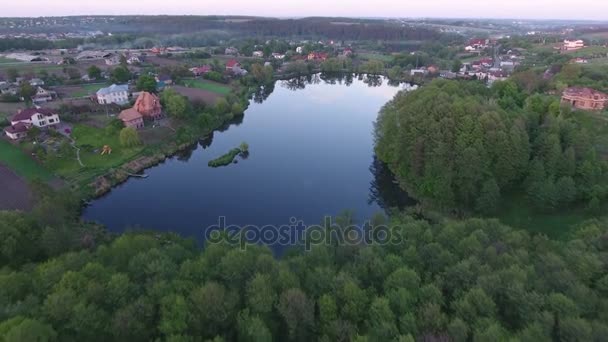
[
  {"left": 188, "top": 60, "right": 248, "bottom": 78},
  {"left": 3, "top": 107, "right": 61, "bottom": 140},
  {"left": 118, "top": 92, "right": 163, "bottom": 129},
  {"left": 0, "top": 78, "right": 57, "bottom": 104}
]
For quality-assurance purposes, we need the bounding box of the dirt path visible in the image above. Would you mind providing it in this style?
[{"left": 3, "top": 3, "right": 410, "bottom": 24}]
[{"left": 0, "top": 164, "right": 33, "bottom": 211}]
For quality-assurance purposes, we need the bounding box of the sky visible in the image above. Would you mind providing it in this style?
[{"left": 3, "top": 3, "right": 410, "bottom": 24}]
[{"left": 3, "top": 0, "right": 608, "bottom": 21}]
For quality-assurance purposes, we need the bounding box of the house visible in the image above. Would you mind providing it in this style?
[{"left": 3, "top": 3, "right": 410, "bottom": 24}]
[
  {"left": 118, "top": 108, "right": 144, "bottom": 129},
  {"left": 96, "top": 84, "right": 130, "bottom": 105},
  {"left": 134, "top": 91, "right": 163, "bottom": 120},
  {"left": 155, "top": 74, "right": 173, "bottom": 85},
  {"left": 563, "top": 40, "right": 584, "bottom": 51},
  {"left": 571, "top": 57, "right": 588, "bottom": 64},
  {"left": 342, "top": 48, "right": 353, "bottom": 57},
  {"left": 427, "top": 65, "right": 439, "bottom": 74},
  {"left": 296, "top": 46, "right": 304, "bottom": 54},
  {"left": 307, "top": 52, "right": 328, "bottom": 61},
  {"left": 479, "top": 58, "right": 493, "bottom": 68},
  {"left": 561, "top": 87, "right": 608, "bottom": 111},
  {"left": 226, "top": 59, "right": 241, "bottom": 72},
  {"left": 0, "top": 82, "right": 17, "bottom": 95},
  {"left": 440, "top": 71, "right": 458, "bottom": 79},
  {"left": 190, "top": 65, "right": 212, "bottom": 76},
  {"left": 29, "top": 78, "right": 45, "bottom": 86},
  {"left": 225, "top": 47, "right": 238, "bottom": 55},
  {"left": 10, "top": 107, "right": 60, "bottom": 128},
  {"left": 410, "top": 68, "right": 428, "bottom": 76},
  {"left": 252, "top": 51, "right": 264, "bottom": 58},
  {"left": 32, "top": 87, "right": 55, "bottom": 103},
  {"left": 127, "top": 55, "right": 141, "bottom": 65},
  {"left": 271, "top": 52, "right": 286, "bottom": 60},
  {"left": 4, "top": 122, "right": 29, "bottom": 140},
  {"left": 150, "top": 47, "right": 167, "bottom": 55},
  {"left": 105, "top": 54, "right": 121, "bottom": 66},
  {"left": 468, "top": 38, "right": 490, "bottom": 50}
]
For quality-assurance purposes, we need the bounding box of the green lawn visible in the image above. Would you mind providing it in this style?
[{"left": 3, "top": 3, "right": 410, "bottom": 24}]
[
  {"left": 71, "top": 84, "right": 107, "bottom": 98},
  {"left": 0, "top": 140, "right": 54, "bottom": 181},
  {"left": 182, "top": 79, "right": 231, "bottom": 95},
  {"left": 45, "top": 124, "right": 143, "bottom": 184},
  {"left": 0, "top": 56, "right": 20, "bottom": 64}
]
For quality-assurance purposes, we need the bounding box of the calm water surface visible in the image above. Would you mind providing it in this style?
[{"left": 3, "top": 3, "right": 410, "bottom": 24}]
[{"left": 83, "top": 75, "right": 414, "bottom": 244}]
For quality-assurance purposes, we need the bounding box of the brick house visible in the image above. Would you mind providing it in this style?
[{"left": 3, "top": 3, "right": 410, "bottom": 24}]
[{"left": 561, "top": 87, "right": 608, "bottom": 111}]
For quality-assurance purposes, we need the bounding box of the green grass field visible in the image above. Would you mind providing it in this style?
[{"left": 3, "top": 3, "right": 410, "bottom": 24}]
[
  {"left": 182, "top": 79, "right": 231, "bottom": 95},
  {"left": 71, "top": 84, "right": 107, "bottom": 98},
  {"left": 45, "top": 124, "right": 143, "bottom": 184},
  {"left": 0, "top": 140, "right": 54, "bottom": 181},
  {"left": 0, "top": 56, "right": 20, "bottom": 64}
]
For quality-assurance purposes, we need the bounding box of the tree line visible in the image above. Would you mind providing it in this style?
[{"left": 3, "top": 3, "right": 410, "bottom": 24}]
[
  {"left": 1, "top": 204, "right": 607, "bottom": 341},
  {"left": 375, "top": 79, "right": 608, "bottom": 215}
]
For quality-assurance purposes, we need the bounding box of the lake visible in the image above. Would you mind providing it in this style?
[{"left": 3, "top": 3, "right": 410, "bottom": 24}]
[{"left": 83, "top": 74, "right": 415, "bottom": 248}]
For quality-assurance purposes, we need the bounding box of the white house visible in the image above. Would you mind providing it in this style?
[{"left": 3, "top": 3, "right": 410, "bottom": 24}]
[
  {"left": 10, "top": 107, "right": 61, "bottom": 128},
  {"left": 252, "top": 51, "right": 264, "bottom": 58},
  {"left": 563, "top": 40, "right": 584, "bottom": 51},
  {"left": 296, "top": 46, "right": 304, "bottom": 54},
  {"left": 96, "top": 84, "right": 130, "bottom": 105},
  {"left": 271, "top": 52, "right": 286, "bottom": 60}
]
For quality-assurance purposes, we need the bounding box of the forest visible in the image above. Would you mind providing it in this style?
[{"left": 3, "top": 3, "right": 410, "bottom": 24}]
[
  {"left": 374, "top": 79, "right": 608, "bottom": 215},
  {"left": 1, "top": 200, "right": 607, "bottom": 341}
]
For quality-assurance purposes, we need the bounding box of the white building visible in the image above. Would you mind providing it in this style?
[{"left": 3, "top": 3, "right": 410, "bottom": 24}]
[
  {"left": 563, "top": 40, "right": 584, "bottom": 51},
  {"left": 96, "top": 84, "right": 130, "bottom": 105},
  {"left": 252, "top": 51, "right": 264, "bottom": 58},
  {"left": 10, "top": 107, "right": 60, "bottom": 128}
]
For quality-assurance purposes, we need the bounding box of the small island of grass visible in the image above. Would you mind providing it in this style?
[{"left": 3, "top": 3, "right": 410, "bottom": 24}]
[{"left": 208, "top": 142, "right": 249, "bottom": 167}]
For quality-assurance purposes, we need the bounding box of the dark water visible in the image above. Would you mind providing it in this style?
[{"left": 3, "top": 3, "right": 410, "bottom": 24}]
[{"left": 83, "top": 74, "right": 415, "bottom": 245}]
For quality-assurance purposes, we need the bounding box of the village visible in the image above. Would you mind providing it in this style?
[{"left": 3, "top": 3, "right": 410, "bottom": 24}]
[{"left": 1, "top": 28, "right": 608, "bottom": 210}]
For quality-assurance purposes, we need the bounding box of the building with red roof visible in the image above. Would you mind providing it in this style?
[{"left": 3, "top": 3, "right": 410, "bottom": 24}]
[
  {"left": 3, "top": 122, "right": 29, "bottom": 140},
  {"left": 226, "top": 60, "right": 240, "bottom": 70}
]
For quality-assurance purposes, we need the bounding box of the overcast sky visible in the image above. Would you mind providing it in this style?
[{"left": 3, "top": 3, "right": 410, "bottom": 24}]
[{"left": 3, "top": 0, "right": 608, "bottom": 20}]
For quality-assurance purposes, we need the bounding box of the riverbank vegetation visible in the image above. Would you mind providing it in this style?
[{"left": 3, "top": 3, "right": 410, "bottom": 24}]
[
  {"left": 208, "top": 148, "right": 241, "bottom": 167},
  {"left": 0, "top": 209, "right": 607, "bottom": 341},
  {"left": 375, "top": 79, "right": 608, "bottom": 231}
]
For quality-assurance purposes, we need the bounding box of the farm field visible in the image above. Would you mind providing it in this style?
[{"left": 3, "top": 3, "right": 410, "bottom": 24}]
[
  {"left": 357, "top": 52, "right": 393, "bottom": 63},
  {"left": 173, "top": 85, "right": 223, "bottom": 104},
  {"left": 0, "top": 164, "right": 33, "bottom": 211}
]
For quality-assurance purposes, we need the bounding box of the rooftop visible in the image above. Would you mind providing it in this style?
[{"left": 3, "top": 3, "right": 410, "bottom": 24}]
[
  {"left": 12, "top": 107, "right": 57, "bottom": 122},
  {"left": 97, "top": 84, "right": 129, "bottom": 96}
]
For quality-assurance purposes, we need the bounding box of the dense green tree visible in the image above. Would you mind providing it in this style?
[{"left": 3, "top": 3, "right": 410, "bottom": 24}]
[
  {"left": 87, "top": 65, "right": 102, "bottom": 80},
  {"left": 161, "top": 89, "right": 189, "bottom": 119},
  {"left": 136, "top": 74, "right": 157, "bottom": 93},
  {"left": 119, "top": 127, "right": 141, "bottom": 147},
  {"left": 111, "top": 66, "right": 131, "bottom": 83}
]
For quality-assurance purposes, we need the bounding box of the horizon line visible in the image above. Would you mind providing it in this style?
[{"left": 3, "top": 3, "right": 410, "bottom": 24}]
[{"left": 0, "top": 14, "right": 607, "bottom": 23}]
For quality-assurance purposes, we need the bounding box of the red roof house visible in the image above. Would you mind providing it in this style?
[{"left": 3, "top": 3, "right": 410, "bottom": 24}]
[{"left": 226, "top": 60, "right": 240, "bottom": 70}]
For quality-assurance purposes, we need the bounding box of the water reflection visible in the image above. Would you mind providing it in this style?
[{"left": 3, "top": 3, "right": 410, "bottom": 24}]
[{"left": 368, "top": 156, "right": 416, "bottom": 212}]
